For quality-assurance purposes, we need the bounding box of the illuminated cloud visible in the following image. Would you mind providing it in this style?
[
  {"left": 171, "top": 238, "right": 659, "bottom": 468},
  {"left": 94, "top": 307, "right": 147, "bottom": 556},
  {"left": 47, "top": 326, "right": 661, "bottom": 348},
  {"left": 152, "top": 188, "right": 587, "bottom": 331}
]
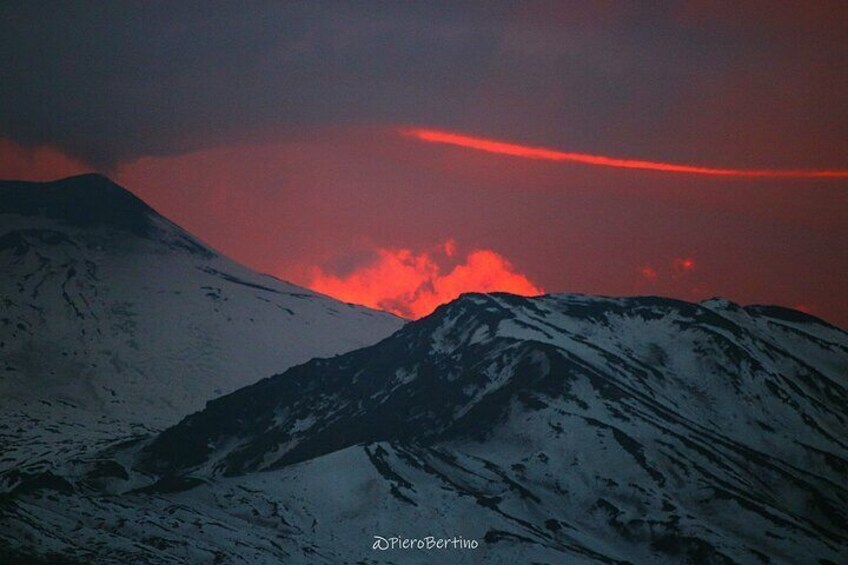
[
  {"left": 306, "top": 241, "right": 543, "bottom": 319},
  {"left": 404, "top": 128, "right": 848, "bottom": 179}
]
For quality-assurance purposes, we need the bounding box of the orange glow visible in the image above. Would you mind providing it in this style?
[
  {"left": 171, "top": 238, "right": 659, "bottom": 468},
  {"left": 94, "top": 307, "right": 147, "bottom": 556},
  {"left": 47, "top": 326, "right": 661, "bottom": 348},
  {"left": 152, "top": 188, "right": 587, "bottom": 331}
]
[
  {"left": 443, "top": 239, "right": 457, "bottom": 258},
  {"left": 403, "top": 128, "right": 848, "bottom": 179},
  {"left": 0, "top": 138, "right": 92, "bottom": 181},
  {"left": 306, "top": 242, "right": 543, "bottom": 319},
  {"left": 793, "top": 304, "right": 814, "bottom": 315},
  {"left": 673, "top": 257, "right": 696, "bottom": 275},
  {"left": 639, "top": 266, "right": 659, "bottom": 281},
  {"left": 675, "top": 257, "right": 696, "bottom": 271}
]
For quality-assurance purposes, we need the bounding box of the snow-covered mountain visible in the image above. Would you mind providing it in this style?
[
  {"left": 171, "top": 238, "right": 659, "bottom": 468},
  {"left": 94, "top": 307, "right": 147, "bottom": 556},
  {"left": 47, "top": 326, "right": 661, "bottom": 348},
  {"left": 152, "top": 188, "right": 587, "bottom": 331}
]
[
  {"left": 0, "top": 174, "right": 402, "bottom": 474},
  {"left": 3, "top": 292, "right": 845, "bottom": 563}
]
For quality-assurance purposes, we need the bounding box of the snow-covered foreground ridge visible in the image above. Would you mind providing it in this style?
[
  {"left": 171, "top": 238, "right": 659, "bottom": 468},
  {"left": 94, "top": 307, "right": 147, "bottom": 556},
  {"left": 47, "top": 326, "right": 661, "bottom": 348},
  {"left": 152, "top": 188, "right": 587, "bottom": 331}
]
[{"left": 4, "top": 286, "right": 846, "bottom": 563}]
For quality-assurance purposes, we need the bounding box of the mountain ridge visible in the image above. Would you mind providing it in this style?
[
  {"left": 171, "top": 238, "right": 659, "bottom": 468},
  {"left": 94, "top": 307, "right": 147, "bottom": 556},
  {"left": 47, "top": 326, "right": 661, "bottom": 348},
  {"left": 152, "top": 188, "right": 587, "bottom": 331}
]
[
  {"left": 0, "top": 174, "right": 403, "bottom": 477},
  {"left": 3, "top": 290, "right": 838, "bottom": 563},
  {"left": 0, "top": 174, "right": 163, "bottom": 238},
  {"left": 3, "top": 291, "right": 846, "bottom": 562},
  {"left": 140, "top": 291, "right": 847, "bottom": 476},
  {"left": 1, "top": 175, "right": 845, "bottom": 563}
]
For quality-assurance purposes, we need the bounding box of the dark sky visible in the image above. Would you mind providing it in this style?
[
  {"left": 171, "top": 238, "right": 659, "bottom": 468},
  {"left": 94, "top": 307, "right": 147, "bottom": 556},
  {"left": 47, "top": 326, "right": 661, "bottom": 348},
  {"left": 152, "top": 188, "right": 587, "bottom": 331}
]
[{"left": 2, "top": 2, "right": 846, "bottom": 323}]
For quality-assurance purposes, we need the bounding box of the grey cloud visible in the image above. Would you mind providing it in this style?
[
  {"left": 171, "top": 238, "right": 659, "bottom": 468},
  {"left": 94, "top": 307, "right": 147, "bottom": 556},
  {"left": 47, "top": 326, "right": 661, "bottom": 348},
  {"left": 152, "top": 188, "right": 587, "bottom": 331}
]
[{"left": 1, "top": 1, "right": 845, "bottom": 168}]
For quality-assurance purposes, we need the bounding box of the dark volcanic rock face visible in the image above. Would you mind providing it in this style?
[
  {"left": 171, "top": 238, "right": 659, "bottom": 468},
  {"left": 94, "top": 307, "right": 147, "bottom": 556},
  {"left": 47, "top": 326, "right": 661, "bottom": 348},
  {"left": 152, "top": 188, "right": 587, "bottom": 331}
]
[
  {"left": 0, "top": 174, "right": 215, "bottom": 256},
  {"left": 1, "top": 174, "right": 159, "bottom": 237}
]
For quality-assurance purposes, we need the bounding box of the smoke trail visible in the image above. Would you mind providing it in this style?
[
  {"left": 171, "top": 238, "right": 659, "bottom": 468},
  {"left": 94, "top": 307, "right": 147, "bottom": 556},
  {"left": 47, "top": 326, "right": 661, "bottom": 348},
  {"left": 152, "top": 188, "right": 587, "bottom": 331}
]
[{"left": 404, "top": 128, "right": 848, "bottom": 179}]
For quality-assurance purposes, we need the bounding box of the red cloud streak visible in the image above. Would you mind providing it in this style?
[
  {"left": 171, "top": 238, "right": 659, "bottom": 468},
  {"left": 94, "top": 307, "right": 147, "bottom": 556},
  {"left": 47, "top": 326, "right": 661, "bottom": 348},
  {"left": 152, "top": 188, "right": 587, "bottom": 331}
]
[{"left": 404, "top": 128, "right": 848, "bottom": 179}]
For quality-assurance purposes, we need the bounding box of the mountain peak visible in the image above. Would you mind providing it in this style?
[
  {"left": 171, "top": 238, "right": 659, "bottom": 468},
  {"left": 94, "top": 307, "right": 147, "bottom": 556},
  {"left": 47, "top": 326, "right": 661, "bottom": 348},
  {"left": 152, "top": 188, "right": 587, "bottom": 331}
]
[
  {"left": 0, "top": 174, "right": 159, "bottom": 237},
  {"left": 0, "top": 174, "right": 220, "bottom": 258},
  {"left": 54, "top": 172, "right": 114, "bottom": 185}
]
